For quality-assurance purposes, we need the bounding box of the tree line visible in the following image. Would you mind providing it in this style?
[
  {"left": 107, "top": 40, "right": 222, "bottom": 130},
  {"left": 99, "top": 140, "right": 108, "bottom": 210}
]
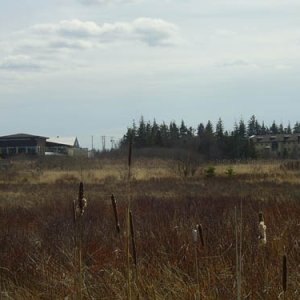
[{"left": 121, "top": 116, "right": 300, "bottom": 160}]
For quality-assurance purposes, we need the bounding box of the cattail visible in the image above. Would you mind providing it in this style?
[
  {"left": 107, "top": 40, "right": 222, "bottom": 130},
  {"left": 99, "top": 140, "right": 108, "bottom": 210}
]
[
  {"left": 79, "top": 182, "right": 84, "bottom": 200},
  {"left": 129, "top": 210, "right": 137, "bottom": 267},
  {"left": 76, "top": 182, "right": 87, "bottom": 217},
  {"left": 258, "top": 211, "right": 264, "bottom": 223},
  {"left": 197, "top": 224, "right": 205, "bottom": 247},
  {"left": 192, "top": 229, "right": 198, "bottom": 243},
  {"left": 258, "top": 212, "right": 267, "bottom": 246},
  {"left": 282, "top": 254, "right": 287, "bottom": 292},
  {"left": 73, "top": 199, "right": 77, "bottom": 224},
  {"left": 111, "top": 194, "right": 120, "bottom": 234},
  {"left": 193, "top": 228, "right": 200, "bottom": 299}
]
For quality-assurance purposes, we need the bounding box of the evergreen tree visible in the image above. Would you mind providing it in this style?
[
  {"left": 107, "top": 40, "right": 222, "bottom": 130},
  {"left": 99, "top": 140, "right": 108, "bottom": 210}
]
[
  {"left": 179, "top": 120, "right": 188, "bottom": 138},
  {"left": 145, "top": 121, "right": 152, "bottom": 146},
  {"left": 260, "top": 122, "right": 267, "bottom": 135},
  {"left": 215, "top": 118, "right": 224, "bottom": 138},
  {"left": 187, "top": 126, "right": 194, "bottom": 138},
  {"left": 279, "top": 123, "right": 284, "bottom": 134},
  {"left": 238, "top": 119, "right": 246, "bottom": 137},
  {"left": 197, "top": 123, "right": 205, "bottom": 137},
  {"left": 270, "top": 121, "right": 278, "bottom": 134},
  {"left": 136, "top": 116, "right": 147, "bottom": 147},
  {"left": 255, "top": 120, "right": 261, "bottom": 135},
  {"left": 160, "top": 122, "right": 170, "bottom": 146},
  {"left": 151, "top": 119, "right": 159, "bottom": 146},
  {"left": 169, "top": 121, "right": 179, "bottom": 144},
  {"left": 293, "top": 122, "right": 300, "bottom": 133},
  {"left": 205, "top": 120, "right": 214, "bottom": 135},
  {"left": 247, "top": 115, "right": 257, "bottom": 136}
]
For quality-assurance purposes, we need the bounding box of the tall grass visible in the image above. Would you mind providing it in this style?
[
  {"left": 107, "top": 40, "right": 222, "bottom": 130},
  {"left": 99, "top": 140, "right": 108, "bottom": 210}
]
[{"left": 0, "top": 159, "right": 299, "bottom": 298}]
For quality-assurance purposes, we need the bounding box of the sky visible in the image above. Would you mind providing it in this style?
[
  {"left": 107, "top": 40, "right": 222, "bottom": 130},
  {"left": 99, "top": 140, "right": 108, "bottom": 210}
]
[{"left": 0, "top": 0, "right": 300, "bottom": 149}]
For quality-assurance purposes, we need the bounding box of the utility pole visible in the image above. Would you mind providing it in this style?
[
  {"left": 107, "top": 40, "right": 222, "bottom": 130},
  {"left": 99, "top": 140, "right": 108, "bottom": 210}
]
[
  {"left": 110, "top": 137, "right": 115, "bottom": 149},
  {"left": 101, "top": 136, "right": 106, "bottom": 152},
  {"left": 91, "top": 135, "right": 94, "bottom": 150}
]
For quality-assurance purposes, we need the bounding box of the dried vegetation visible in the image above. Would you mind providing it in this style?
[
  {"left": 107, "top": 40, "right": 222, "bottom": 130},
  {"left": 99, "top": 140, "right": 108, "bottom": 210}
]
[{"left": 0, "top": 157, "right": 299, "bottom": 299}]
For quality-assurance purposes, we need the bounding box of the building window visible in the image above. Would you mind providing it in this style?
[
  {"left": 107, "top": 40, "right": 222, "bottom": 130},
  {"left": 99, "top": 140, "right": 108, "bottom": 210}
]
[
  {"left": 8, "top": 148, "right": 17, "bottom": 155},
  {"left": 272, "top": 141, "right": 278, "bottom": 151}
]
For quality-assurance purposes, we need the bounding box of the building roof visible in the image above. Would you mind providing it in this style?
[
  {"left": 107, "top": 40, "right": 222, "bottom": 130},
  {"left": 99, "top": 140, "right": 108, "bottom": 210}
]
[
  {"left": 250, "top": 134, "right": 300, "bottom": 143},
  {"left": 47, "top": 136, "right": 79, "bottom": 147},
  {"left": 0, "top": 133, "right": 48, "bottom": 140}
]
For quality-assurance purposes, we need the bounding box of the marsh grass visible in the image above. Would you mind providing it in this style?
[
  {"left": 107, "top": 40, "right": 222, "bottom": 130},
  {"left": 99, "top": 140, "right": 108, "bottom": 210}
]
[{"left": 0, "top": 159, "right": 300, "bottom": 298}]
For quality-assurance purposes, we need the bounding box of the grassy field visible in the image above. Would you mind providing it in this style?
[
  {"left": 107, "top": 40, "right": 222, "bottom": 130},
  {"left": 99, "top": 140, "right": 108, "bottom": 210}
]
[{"left": 0, "top": 157, "right": 299, "bottom": 299}]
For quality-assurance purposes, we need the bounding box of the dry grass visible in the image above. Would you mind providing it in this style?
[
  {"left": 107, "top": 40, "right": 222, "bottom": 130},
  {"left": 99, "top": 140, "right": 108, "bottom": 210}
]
[{"left": 0, "top": 158, "right": 300, "bottom": 299}]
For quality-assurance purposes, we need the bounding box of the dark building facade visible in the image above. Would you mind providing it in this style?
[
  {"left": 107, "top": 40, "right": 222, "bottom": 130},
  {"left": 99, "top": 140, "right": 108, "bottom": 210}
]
[
  {"left": 250, "top": 134, "right": 300, "bottom": 158},
  {"left": 0, "top": 133, "right": 48, "bottom": 156}
]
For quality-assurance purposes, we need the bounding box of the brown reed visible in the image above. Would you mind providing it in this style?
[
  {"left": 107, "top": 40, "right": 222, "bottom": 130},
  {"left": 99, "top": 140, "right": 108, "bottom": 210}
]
[
  {"left": 111, "top": 194, "right": 120, "bottom": 234},
  {"left": 129, "top": 210, "right": 137, "bottom": 268},
  {"left": 73, "top": 181, "right": 87, "bottom": 300},
  {"left": 282, "top": 254, "right": 287, "bottom": 293},
  {"left": 197, "top": 224, "right": 205, "bottom": 247},
  {"left": 258, "top": 211, "right": 264, "bottom": 223},
  {"left": 126, "top": 132, "right": 133, "bottom": 300}
]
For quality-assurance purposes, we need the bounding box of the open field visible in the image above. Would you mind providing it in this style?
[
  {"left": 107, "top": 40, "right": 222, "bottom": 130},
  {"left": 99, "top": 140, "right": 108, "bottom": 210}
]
[{"left": 0, "top": 157, "right": 300, "bottom": 299}]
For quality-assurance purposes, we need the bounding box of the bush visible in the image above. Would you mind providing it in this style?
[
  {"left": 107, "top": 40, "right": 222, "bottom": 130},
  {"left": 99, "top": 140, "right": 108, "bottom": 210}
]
[
  {"left": 205, "top": 166, "right": 216, "bottom": 178},
  {"left": 225, "top": 166, "right": 235, "bottom": 177}
]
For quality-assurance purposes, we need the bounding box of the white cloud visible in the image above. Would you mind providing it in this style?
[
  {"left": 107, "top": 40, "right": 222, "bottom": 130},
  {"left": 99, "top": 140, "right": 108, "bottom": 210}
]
[
  {"left": 80, "top": 0, "right": 139, "bottom": 5},
  {"left": 30, "top": 18, "right": 179, "bottom": 47},
  {"left": 0, "top": 18, "right": 180, "bottom": 74},
  {"left": 0, "top": 55, "right": 41, "bottom": 71},
  {"left": 48, "top": 39, "right": 94, "bottom": 49},
  {"left": 132, "top": 18, "right": 178, "bottom": 46}
]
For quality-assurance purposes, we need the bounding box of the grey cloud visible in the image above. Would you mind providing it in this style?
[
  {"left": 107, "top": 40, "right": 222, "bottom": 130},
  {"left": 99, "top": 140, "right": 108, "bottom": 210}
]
[{"left": 132, "top": 18, "right": 178, "bottom": 46}]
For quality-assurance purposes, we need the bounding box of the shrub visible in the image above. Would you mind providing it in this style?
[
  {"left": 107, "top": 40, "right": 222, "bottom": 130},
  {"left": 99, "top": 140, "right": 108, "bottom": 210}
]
[
  {"left": 205, "top": 166, "right": 215, "bottom": 178},
  {"left": 225, "top": 166, "right": 235, "bottom": 177}
]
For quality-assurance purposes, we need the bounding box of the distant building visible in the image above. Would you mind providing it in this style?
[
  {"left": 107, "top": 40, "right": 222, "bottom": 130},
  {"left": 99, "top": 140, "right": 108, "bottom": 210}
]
[
  {"left": 250, "top": 134, "right": 300, "bottom": 158},
  {"left": 0, "top": 133, "right": 89, "bottom": 157},
  {"left": 0, "top": 133, "right": 48, "bottom": 156},
  {"left": 46, "top": 136, "right": 88, "bottom": 157}
]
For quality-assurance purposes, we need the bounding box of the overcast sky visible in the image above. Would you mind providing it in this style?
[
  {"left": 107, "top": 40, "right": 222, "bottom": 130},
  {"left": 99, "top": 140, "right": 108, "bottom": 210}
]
[{"left": 0, "top": 0, "right": 299, "bottom": 148}]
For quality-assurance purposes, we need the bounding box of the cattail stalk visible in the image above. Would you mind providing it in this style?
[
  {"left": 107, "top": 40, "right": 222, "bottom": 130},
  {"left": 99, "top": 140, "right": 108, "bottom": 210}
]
[
  {"left": 193, "top": 229, "right": 200, "bottom": 300},
  {"left": 126, "top": 131, "right": 133, "bottom": 300},
  {"left": 239, "top": 200, "right": 242, "bottom": 298},
  {"left": 129, "top": 211, "right": 137, "bottom": 268},
  {"left": 282, "top": 254, "right": 287, "bottom": 296},
  {"left": 235, "top": 205, "right": 242, "bottom": 300},
  {"left": 73, "top": 181, "right": 87, "bottom": 300},
  {"left": 197, "top": 224, "right": 205, "bottom": 247},
  {"left": 258, "top": 211, "right": 267, "bottom": 295},
  {"left": 111, "top": 194, "right": 120, "bottom": 234}
]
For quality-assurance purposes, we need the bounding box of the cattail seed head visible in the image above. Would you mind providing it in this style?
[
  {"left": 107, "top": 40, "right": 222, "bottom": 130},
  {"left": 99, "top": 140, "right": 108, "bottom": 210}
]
[
  {"left": 258, "top": 221, "right": 267, "bottom": 246},
  {"left": 192, "top": 229, "right": 198, "bottom": 243},
  {"left": 258, "top": 212, "right": 266, "bottom": 246},
  {"left": 75, "top": 182, "right": 87, "bottom": 217}
]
